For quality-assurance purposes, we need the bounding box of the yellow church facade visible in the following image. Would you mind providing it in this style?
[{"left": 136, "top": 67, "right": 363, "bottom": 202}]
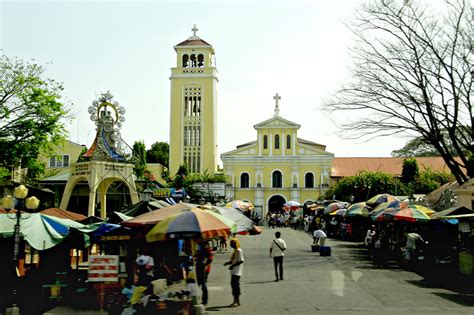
[{"left": 221, "top": 95, "right": 334, "bottom": 216}]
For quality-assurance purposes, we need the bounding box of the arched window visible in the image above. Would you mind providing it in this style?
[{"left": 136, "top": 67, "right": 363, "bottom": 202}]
[
  {"left": 263, "top": 135, "right": 268, "bottom": 149},
  {"left": 197, "top": 54, "right": 204, "bottom": 67},
  {"left": 275, "top": 135, "right": 280, "bottom": 149},
  {"left": 272, "top": 170, "right": 282, "bottom": 188},
  {"left": 182, "top": 54, "right": 189, "bottom": 67},
  {"left": 240, "top": 173, "right": 250, "bottom": 188},
  {"left": 286, "top": 135, "right": 291, "bottom": 149},
  {"left": 305, "top": 173, "right": 314, "bottom": 188},
  {"left": 190, "top": 54, "right": 197, "bottom": 67}
]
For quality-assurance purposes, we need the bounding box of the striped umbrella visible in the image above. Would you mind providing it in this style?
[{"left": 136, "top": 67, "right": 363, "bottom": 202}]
[
  {"left": 369, "top": 200, "right": 408, "bottom": 215},
  {"left": 384, "top": 205, "right": 434, "bottom": 222},
  {"left": 324, "top": 202, "right": 348, "bottom": 214},
  {"left": 146, "top": 209, "right": 235, "bottom": 242},
  {"left": 366, "top": 194, "right": 399, "bottom": 207},
  {"left": 330, "top": 208, "right": 347, "bottom": 216},
  {"left": 345, "top": 202, "right": 371, "bottom": 217}
]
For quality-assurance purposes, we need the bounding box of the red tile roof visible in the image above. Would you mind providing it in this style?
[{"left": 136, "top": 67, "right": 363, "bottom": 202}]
[
  {"left": 331, "top": 157, "right": 460, "bottom": 177},
  {"left": 176, "top": 38, "right": 212, "bottom": 46}
]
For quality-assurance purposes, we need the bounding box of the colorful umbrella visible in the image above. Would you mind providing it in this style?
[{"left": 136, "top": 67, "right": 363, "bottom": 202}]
[
  {"left": 366, "top": 194, "right": 399, "bottom": 207},
  {"left": 324, "top": 202, "right": 348, "bottom": 214},
  {"left": 226, "top": 200, "right": 254, "bottom": 212},
  {"left": 121, "top": 203, "right": 197, "bottom": 227},
  {"left": 206, "top": 206, "right": 260, "bottom": 235},
  {"left": 369, "top": 200, "right": 409, "bottom": 215},
  {"left": 383, "top": 205, "right": 432, "bottom": 222},
  {"left": 284, "top": 200, "right": 301, "bottom": 211},
  {"left": 345, "top": 202, "right": 371, "bottom": 217},
  {"left": 330, "top": 208, "right": 347, "bottom": 216},
  {"left": 146, "top": 209, "right": 234, "bottom": 242}
]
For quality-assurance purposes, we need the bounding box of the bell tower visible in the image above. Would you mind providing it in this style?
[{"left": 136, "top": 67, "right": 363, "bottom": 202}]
[{"left": 169, "top": 25, "right": 218, "bottom": 175}]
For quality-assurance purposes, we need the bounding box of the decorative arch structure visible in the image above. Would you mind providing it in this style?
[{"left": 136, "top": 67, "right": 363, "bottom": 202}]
[
  {"left": 60, "top": 161, "right": 139, "bottom": 218},
  {"left": 59, "top": 92, "right": 139, "bottom": 218}
]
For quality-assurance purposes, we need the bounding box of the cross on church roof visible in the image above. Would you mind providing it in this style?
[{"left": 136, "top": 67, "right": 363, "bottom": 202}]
[
  {"left": 192, "top": 24, "right": 199, "bottom": 36},
  {"left": 273, "top": 93, "right": 281, "bottom": 117}
]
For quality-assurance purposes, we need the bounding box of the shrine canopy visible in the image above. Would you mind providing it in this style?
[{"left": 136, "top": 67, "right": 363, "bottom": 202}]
[{"left": 40, "top": 208, "right": 87, "bottom": 221}]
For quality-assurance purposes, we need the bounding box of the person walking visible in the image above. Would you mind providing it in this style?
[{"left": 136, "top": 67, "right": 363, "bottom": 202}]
[
  {"left": 196, "top": 241, "right": 213, "bottom": 305},
  {"left": 269, "top": 231, "right": 287, "bottom": 282},
  {"left": 223, "top": 238, "right": 244, "bottom": 307}
]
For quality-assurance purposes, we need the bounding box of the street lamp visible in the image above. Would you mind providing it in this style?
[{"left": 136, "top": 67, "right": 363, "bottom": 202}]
[
  {"left": 2, "top": 184, "right": 39, "bottom": 314},
  {"left": 139, "top": 188, "right": 154, "bottom": 202}
]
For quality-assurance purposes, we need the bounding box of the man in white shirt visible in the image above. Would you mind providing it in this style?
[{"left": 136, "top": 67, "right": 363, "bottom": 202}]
[
  {"left": 313, "top": 227, "right": 327, "bottom": 246},
  {"left": 270, "top": 231, "right": 287, "bottom": 282}
]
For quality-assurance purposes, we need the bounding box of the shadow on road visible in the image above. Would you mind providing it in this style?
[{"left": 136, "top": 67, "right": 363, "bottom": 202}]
[
  {"left": 432, "top": 292, "right": 474, "bottom": 306},
  {"left": 245, "top": 280, "right": 277, "bottom": 285},
  {"left": 206, "top": 305, "right": 239, "bottom": 312}
]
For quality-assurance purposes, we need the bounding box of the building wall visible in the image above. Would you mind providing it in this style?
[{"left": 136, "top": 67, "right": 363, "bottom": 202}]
[{"left": 38, "top": 140, "right": 86, "bottom": 175}]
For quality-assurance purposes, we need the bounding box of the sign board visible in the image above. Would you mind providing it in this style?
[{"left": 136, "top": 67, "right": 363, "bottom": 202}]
[
  {"left": 152, "top": 187, "right": 186, "bottom": 198},
  {"left": 88, "top": 255, "right": 119, "bottom": 282},
  {"left": 459, "top": 221, "right": 471, "bottom": 233},
  {"left": 192, "top": 182, "right": 226, "bottom": 197}
]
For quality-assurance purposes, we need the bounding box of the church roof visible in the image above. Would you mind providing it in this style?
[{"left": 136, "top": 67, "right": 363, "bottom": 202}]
[
  {"left": 331, "top": 157, "right": 460, "bottom": 178},
  {"left": 253, "top": 115, "right": 300, "bottom": 129},
  {"left": 236, "top": 140, "right": 256, "bottom": 149},
  {"left": 298, "top": 138, "right": 326, "bottom": 150},
  {"left": 176, "top": 37, "right": 212, "bottom": 47}
]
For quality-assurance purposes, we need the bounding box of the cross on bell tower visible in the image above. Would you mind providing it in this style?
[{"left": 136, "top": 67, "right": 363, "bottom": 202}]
[
  {"left": 273, "top": 93, "right": 281, "bottom": 117},
  {"left": 192, "top": 24, "right": 199, "bottom": 37}
]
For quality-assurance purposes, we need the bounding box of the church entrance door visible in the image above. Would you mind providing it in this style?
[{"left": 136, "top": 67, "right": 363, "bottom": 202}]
[{"left": 268, "top": 195, "right": 286, "bottom": 214}]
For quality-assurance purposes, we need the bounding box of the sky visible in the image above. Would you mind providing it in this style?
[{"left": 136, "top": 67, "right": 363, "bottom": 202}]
[{"left": 1, "top": 0, "right": 415, "bottom": 165}]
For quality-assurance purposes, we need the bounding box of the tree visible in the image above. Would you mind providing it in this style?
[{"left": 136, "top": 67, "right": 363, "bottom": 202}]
[
  {"left": 0, "top": 55, "right": 69, "bottom": 181},
  {"left": 146, "top": 141, "right": 169, "bottom": 167},
  {"left": 132, "top": 141, "right": 147, "bottom": 178},
  {"left": 391, "top": 137, "right": 440, "bottom": 157},
  {"left": 401, "top": 157, "right": 420, "bottom": 184},
  {"left": 325, "top": 0, "right": 473, "bottom": 184}
]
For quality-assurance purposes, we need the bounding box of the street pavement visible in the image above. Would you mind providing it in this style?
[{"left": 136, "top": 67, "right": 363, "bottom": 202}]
[
  {"left": 204, "top": 227, "right": 474, "bottom": 315},
  {"left": 47, "top": 227, "right": 474, "bottom": 314}
]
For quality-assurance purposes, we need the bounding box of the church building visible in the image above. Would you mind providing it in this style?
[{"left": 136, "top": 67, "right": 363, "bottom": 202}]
[
  {"left": 169, "top": 25, "right": 218, "bottom": 175},
  {"left": 221, "top": 94, "right": 334, "bottom": 216}
]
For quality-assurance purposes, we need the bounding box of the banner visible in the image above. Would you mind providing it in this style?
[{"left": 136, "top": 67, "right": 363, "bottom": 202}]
[{"left": 88, "top": 255, "right": 119, "bottom": 282}]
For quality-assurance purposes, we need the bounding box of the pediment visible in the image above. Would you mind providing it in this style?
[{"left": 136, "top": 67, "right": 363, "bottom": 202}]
[
  {"left": 221, "top": 142, "right": 258, "bottom": 157},
  {"left": 254, "top": 116, "right": 300, "bottom": 129}
]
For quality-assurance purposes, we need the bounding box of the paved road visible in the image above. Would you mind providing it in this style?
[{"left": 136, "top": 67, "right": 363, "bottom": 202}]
[
  {"left": 46, "top": 227, "right": 473, "bottom": 314},
  {"left": 204, "top": 227, "right": 474, "bottom": 314}
]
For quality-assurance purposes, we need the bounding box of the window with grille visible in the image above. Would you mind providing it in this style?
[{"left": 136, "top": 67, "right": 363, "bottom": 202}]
[
  {"left": 240, "top": 173, "right": 250, "bottom": 188},
  {"left": 272, "top": 171, "right": 282, "bottom": 188},
  {"left": 49, "top": 155, "right": 70, "bottom": 168}
]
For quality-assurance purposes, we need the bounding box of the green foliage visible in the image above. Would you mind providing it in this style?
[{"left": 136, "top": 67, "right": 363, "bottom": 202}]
[
  {"left": 414, "top": 168, "right": 452, "bottom": 194},
  {"left": 325, "top": 171, "right": 396, "bottom": 202},
  {"left": 401, "top": 158, "right": 419, "bottom": 184},
  {"left": 132, "top": 141, "right": 147, "bottom": 178},
  {"left": 76, "top": 147, "right": 90, "bottom": 163},
  {"left": 325, "top": 168, "right": 454, "bottom": 201},
  {"left": 391, "top": 137, "right": 439, "bottom": 157},
  {"left": 146, "top": 142, "right": 169, "bottom": 167},
  {"left": 0, "top": 55, "right": 69, "bottom": 181}
]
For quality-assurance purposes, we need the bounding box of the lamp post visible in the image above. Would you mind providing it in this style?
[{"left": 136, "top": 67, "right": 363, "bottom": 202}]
[
  {"left": 139, "top": 188, "right": 153, "bottom": 203},
  {"left": 2, "top": 184, "right": 39, "bottom": 314}
]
